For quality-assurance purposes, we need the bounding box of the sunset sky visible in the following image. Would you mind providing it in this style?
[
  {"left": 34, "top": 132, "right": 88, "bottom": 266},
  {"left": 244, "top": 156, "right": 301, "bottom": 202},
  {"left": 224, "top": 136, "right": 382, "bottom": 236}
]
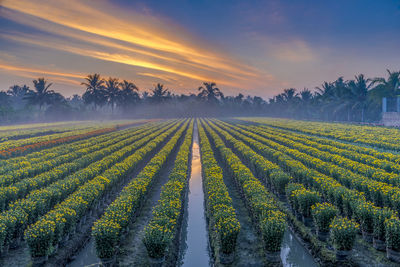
[{"left": 0, "top": 0, "right": 399, "bottom": 98}]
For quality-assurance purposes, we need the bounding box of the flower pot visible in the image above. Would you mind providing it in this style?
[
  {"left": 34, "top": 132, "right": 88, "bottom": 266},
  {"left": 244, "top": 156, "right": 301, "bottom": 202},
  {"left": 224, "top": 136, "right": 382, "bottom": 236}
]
[
  {"left": 302, "top": 216, "right": 313, "bottom": 227},
  {"left": 362, "top": 230, "right": 373, "bottom": 243},
  {"left": 148, "top": 255, "right": 165, "bottom": 267},
  {"left": 32, "top": 255, "right": 48, "bottom": 267},
  {"left": 100, "top": 255, "right": 116, "bottom": 267},
  {"left": 220, "top": 251, "right": 234, "bottom": 264},
  {"left": 278, "top": 193, "right": 286, "bottom": 202},
  {"left": 50, "top": 243, "right": 59, "bottom": 256},
  {"left": 316, "top": 230, "right": 329, "bottom": 242},
  {"left": 9, "top": 236, "right": 21, "bottom": 249},
  {"left": 60, "top": 233, "right": 69, "bottom": 247},
  {"left": 335, "top": 249, "right": 351, "bottom": 261},
  {"left": 1, "top": 244, "right": 9, "bottom": 256},
  {"left": 373, "top": 238, "right": 386, "bottom": 251},
  {"left": 387, "top": 247, "right": 400, "bottom": 263},
  {"left": 266, "top": 250, "right": 281, "bottom": 263},
  {"left": 70, "top": 227, "right": 76, "bottom": 239}
]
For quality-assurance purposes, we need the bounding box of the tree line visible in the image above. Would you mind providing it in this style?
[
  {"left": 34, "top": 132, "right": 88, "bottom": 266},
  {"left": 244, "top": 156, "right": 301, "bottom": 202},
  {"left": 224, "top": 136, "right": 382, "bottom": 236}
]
[{"left": 0, "top": 69, "right": 399, "bottom": 122}]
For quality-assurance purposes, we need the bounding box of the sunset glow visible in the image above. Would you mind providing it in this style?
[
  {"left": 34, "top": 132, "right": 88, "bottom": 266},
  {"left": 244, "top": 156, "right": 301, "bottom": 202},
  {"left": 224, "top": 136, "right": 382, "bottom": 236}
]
[{"left": 0, "top": 0, "right": 399, "bottom": 97}]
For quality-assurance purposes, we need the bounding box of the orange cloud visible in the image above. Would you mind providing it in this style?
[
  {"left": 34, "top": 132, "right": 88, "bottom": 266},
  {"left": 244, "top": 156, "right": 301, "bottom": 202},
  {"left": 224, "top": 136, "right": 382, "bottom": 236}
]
[
  {"left": 1, "top": 0, "right": 263, "bottom": 88},
  {"left": 0, "top": 62, "right": 83, "bottom": 86}
]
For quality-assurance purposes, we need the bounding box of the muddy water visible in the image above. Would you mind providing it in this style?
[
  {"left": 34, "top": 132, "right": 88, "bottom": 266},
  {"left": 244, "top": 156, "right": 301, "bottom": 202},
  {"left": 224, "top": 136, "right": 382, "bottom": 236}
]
[
  {"left": 281, "top": 230, "right": 317, "bottom": 267},
  {"left": 180, "top": 125, "right": 211, "bottom": 267}
]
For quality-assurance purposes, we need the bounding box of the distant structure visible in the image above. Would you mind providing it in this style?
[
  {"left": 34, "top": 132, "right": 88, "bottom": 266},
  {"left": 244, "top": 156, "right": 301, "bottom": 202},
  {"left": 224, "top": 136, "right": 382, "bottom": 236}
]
[{"left": 382, "top": 97, "right": 400, "bottom": 126}]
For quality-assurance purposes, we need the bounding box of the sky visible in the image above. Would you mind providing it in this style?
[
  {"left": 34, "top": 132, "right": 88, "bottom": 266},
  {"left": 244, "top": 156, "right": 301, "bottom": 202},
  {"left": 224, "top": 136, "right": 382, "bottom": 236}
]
[{"left": 0, "top": 0, "right": 399, "bottom": 98}]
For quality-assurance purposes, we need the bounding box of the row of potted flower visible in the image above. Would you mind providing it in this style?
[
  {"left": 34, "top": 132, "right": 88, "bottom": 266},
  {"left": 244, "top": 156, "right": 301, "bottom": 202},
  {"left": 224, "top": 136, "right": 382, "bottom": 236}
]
[
  {"left": 0, "top": 121, "right": 150, "bottom": 169},
  {"left": 197, "top": 122, "right": 240, "bottom": 264},
  {"left": 213, "top": 120, "right": 400, "bottom": 262},
  {"left": 254, "top": 124, "right": 400, "bottom": 173},
  {"left": 92, "top": 120, "right": 189, "bottom": 263},
  {"left": 0, "top": 121, "right": 179, "bottom": 255},
  {"left": 143, "top": 119, "right": 194, "bottom": 263},
  {"left": 202, "top": 120, "right": 286, "bottom": 263},
  {"left": 208, "top": 120, "right": 359, "bottom": 262},
  {"left": 0, "top": 118, "right": 148, "bottom": 159},
  {"left": 25, "top": 120, "right": 185, "bottom": 262},
  {"left": 244, "top": 124, "right": 400, "bottom": 187},
  {"left": 243, "top": 118, "right": 400, "bottom": 151},
  {"left": 220, "top": 121, "right": 398, "bottom": 211},
  {"left": 207, "top": 120, "right": 291, "bottom": 197},
  {"left": 0, "top": 126, "right": 131, "bottom": 175},
  {"left": 0, "top": 122, "right": 103, "bottom": 142},
  {"left": 0, "top": 123, "right": 165, "bottom": 212},
  {"left": 0, "top": 124, "right": 158, "bottom": 189},
  {"left": 0, "top": 122, "right": 157, "bottom": 178},
  {"left": 0, "top": 127, "right": 118, "bottom": 158}
]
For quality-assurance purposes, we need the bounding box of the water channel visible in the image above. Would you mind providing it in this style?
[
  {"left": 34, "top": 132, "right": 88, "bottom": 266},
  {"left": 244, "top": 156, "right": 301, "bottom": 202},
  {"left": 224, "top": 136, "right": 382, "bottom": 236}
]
[{"left": 180, "top": 123, "right": 211, "bottom": 267}]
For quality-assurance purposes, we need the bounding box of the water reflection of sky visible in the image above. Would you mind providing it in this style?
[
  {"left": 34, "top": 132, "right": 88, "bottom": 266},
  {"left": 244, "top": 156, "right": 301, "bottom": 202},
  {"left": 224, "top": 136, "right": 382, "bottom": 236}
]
[
  {"left": 281, "top": 230, "right": 317, "bottom": 267},
  {"left": 181, "top": 137, "right": 211, "bottom": 267}
]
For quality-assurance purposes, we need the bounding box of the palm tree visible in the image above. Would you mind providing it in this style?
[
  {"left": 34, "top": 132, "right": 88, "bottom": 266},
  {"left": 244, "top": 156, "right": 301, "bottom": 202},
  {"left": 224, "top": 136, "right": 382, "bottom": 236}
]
[
  {"left": 120, "top": 80, "right": 138, "bottom": 93},
  {"left": 234, "top": 93, "right": 244, "bottom": 105},
  {"left": 81, "top": 74, "right": 106, "bottom": 110},
  {"left": 299, "top": 88, "right": 313, "bottom": 119},
  {"left": 316, "top": 81, "right": 335, "bottom": 101},
  {"left": 118, "top": 80, "right": 139, "bottom": 110},
  {"left": 104, "top": 77, "right": 121, "bottom": 114},
  {"left": 331, "top": 77, "right": 354, "bottom": 121},
  {"left": 7, "top": 85, "right": 30, "bottom": 98},
  {"left": 348, "top": 74, "right": 371, "bottom": 122},
  {"left": 23, "top": 78, "right": 55, "bottom": 110},
  {"left": 198, "top": 82, "right": 223, "bottom": 102},
  {"left": 7, "top": 85, "right": 31, "bottom": 109},
  {"left": 282, "top": 88, "right": 298, "bottom": 102},
  {"left": 151, "top": 83, "right": 169, "bottom": 103},
  {"left": 316, "top": 79, "right": 346, "bottom": 120},
  {"left": 370, "top": 69, "right": 400, "bottom": 98},
  {"left": 300, "top": 88, "right": 313, "bottom": 102}
]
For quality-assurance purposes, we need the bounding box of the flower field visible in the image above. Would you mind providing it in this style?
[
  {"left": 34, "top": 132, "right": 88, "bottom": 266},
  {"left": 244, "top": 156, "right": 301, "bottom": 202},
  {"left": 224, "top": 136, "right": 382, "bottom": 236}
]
[{"left": 0, "top": 118, "right": 400, "bottom": 266}]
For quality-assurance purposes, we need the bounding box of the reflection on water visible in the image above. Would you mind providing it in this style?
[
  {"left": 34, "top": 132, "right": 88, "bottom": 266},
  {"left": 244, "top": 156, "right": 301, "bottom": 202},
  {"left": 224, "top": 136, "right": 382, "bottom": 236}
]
[
  {"left": 281, "top": 230, "right": 317, "bottom": 267},
  {"left": 181, "top": 125, "right": 211, "bottom": 267}
]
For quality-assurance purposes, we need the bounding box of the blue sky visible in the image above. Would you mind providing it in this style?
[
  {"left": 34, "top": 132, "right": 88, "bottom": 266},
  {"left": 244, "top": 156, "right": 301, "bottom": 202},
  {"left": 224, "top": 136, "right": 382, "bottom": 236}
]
[{"left": 0, "top": 0, "right": 399, "bottom": 98}]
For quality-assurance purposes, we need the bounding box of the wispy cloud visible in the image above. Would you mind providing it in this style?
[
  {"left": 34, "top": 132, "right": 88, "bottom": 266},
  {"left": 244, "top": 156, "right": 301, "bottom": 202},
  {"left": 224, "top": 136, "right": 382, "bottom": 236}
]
[
  {"left": 0, "top": 61, "right": 83, "bottom": 85},
  {"left": 247, "top": 32, "right": 318, "bottom": 63},
  {"left": 1, "top": 0, "right": 269, "bottom": 91},
  {"left": 274, "top": 40, "right": 317, "bottom": 62}
]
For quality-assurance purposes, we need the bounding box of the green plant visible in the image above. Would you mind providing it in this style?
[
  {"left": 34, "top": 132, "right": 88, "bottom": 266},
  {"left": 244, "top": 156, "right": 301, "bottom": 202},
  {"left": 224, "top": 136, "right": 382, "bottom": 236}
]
[
  {"left": 311, "top": 202, "right": 338, "bottom": 233},
  {"left": 330, "top": 217, "right": 359, "bottom": 251},
  {"left": 25, "top": 219, "right": 55, "bottom": 257},
  {"left": 292, "top": 188, "right": 321, "bottom": 218},
  {"left": 385, "top": 215, "right": 400, "bottom": 251},
  {"left": 270, "top": 170, "right": 291, "bottom": 195},
  {"left": 214, "top": 205, "right": 241, "bottom": 254},
  {"left": 92, "top": 219, "right": 121, "bottom": 259},
  {"left": 143, "top": 222, "right": 171, "bottom": 259},
  {"left": 354, "top": 201, "right": 375, "bottom": 233},
  {"left": 373, "top": 207, "right": 394, "bottom": 241},
  {"left": 286, "top": 183, "right": 304, "bottom": 212},
  {"left": 261, "top": 210, "right": 286, "bottom": 252}
]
